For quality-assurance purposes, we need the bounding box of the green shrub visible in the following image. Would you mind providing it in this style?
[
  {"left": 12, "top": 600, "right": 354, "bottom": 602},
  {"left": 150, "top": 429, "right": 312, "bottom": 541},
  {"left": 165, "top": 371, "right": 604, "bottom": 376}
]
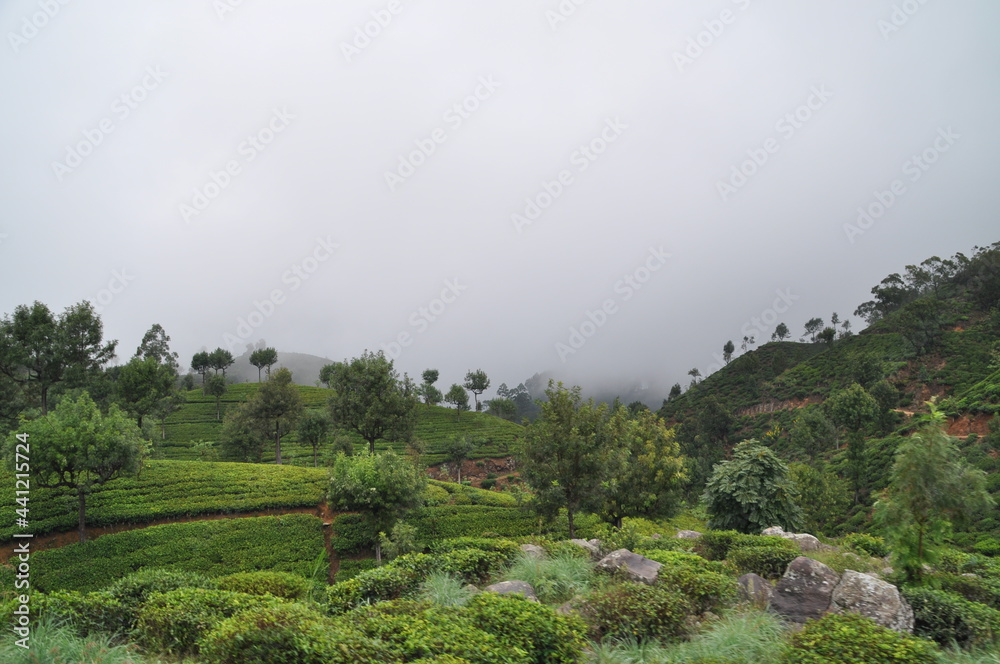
[
  {"left": 636, "top": 550, "right": 735, "bottom": 613},
  {"left": 323, "top": 564, "right": 421, "bottom": 615},
  {"left": 467, "top": 591, "right": 587, "bottom": 664},
  {"left": 425, "top": 484, "right": 451, "bottom": 506},
  {"left": 728, "top": 546, "right": 798, "bottom": 580},
  {"left": 581, "top": 582, "right": 692, "bottom": 641},
  {"left": 37, "top": 590, "right": 132, "bottom": 637},
  {"left": 904, "top": 587, "right": 1000, "bottom": 648},
  {"left": 785, "top": 612, "right": 939, "bottom": 663},
  {"left": 842, "top": 532, "right": 890, "bottom": 558},
  {"left": 536, "top": 539, "right": 592, "bottom": 559},
  {"left": 334, "top": 557, "right": 378, "bottom": 582},
  {"left": 106, "top": 567, "right": 216, "bottom": 617},
  {"left": 696, "top": 531, "right": 793, "bottom": 561},
  {"left": 0, "top": 615, "right": 143, "bottom": 664},
  {"left": 136, "top": 587, "right": 284, "bottom": 656},
  {"left": 437, "top": 548, "right": 508, "bottom": 585},
  {"left": 199, "top": 602, "right": 392, "bottom": 664},
  {"left": 633, "top": 536, "right": 694, "bottom": 553},
  {"left": 936, "top": 574, "right": 1000, "bottom": 610},
  {"left": 428, "top": 537, "right": 521, "bottom": 559},
  {"left": 502, "top": 552, "right": 593, "bottom": 604},
  {"left": 214, "top": 571, "right": 315, "bottom": 600},
  {"left": 480, "top": 479, "right": 497, "bottom": 490},
  {"left": 975, "top": 539, "right": 1000, "bottom": 557},
  {"left": 338, "top": 599, "right": 529, "bottom": 664}
]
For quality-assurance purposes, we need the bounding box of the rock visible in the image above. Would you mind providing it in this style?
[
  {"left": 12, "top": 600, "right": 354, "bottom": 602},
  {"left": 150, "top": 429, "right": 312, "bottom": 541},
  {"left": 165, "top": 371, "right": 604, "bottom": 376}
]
[
  {"left": 463, "top": 584, "right": 480, "bottom": 595},
  {"left": 595, "top": 549, "right": 662, "bottom": 585},
  {"left": 762, "top": 526, "right": 787, "bottom": 537},
  {"left": 650, "top": 533, "right": 662, "bottom": 540},
  {"left": 881, "top": 567, "right": 895, "bottom": 577},
  {"left": 675, "top": 530, "right": 703, "bottom": 539},
  {"left": 569, "top": 539, "right": 602, "bottom": 560},
  {"left": 770, "top": 557, "right": 841, "bottom": 624},
  {"left": 761, "top": 526, "right": 833, "bottom": 552},
  {"left": 519, "top": 544, "right": 545, "bottom": 559},
  {"left": 484, "top": 580, "right": 537, "bottom": 601},
  {"left": 829, "top": 570, "right": 914, "bottom": 633},
  {"left": 737, "top": 573, "right": 773, "bottom": 608}
]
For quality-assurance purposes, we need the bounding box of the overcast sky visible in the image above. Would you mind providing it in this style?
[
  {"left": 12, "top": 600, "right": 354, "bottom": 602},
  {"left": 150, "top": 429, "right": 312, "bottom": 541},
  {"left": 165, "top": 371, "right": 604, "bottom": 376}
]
[{"left": 2, "top": 0, "right": 998, "bottom": 401}]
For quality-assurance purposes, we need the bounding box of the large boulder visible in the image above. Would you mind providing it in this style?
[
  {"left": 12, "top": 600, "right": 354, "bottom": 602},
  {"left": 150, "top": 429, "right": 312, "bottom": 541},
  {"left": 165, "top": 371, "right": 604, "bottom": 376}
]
[
  {"left": 761, "top": 526, "right": 832, "bottom": 552},
  {"left": 737, "top": 573, "right": 772, "bottom": 608},
  {"left": 519, "top": 544, "right": 545, "bottom": 560},
  {"left": 484, "top": 580, "right": 538, "bottom": 602},
  {"left": 762, "top": 526, "right": 787, "bottom": 537},
  {"left": 595, "top": 549, "right": 662, "bottom": 585},
  {"left": 770, "top": 557, "right": 841, "bottom": 624},
  {"left": 569, "top": 539, "right": 602, "bottom": 560},
  {"left": 675, "top": 530, "right": 703, "bottom": 539},
  {"left": 829, "top": 570, "right": 914, "bottom": 633}
]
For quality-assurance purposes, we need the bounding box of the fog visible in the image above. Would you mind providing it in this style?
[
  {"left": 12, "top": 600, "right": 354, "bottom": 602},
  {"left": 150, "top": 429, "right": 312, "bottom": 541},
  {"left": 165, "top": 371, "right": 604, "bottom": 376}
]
[{"left": 2, "top": 0, "right": 998, "bottom": 403}]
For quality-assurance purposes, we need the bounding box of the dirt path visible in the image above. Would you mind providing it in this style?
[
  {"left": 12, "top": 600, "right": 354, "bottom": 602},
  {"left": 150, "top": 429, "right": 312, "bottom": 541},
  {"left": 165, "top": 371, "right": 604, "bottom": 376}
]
[{"left": 1, "top": 503, "right": 342, "bottom": 580}]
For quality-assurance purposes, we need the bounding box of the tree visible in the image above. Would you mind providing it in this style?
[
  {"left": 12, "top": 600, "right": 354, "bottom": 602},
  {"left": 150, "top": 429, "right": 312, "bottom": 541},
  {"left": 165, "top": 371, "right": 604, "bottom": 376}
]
[
  {"left": 327, "top": 451, "right": 425, "bottom": 562},
  {"left": 445, "top": 436, "right": 476, "bottom": 483},
  {"left": 818, "top": 327, "right": 836, "bottom": 345},
  {"left": 6, "top": 392, "right": 146, "bottom": 542},
  {"left": 486, "top": 397, "right": 517, "bottom": 421},
  {"left": 204, "top": 375, "right": 227, "bottom": 420},
  {"left": 722, "top": 341, "right": 734, "bottom": 365},
  {"left": 0, "top": 301, "right": 117, "bottom": 414},
  {"left": 319, "top": 363, "right": 336, "bottom": 388},
  {"left": 790, "top": 407, "right": 838, "bottom": 460},
  {"left": 703, "top": 439, "right": 802, "bottom": 534},
  {"left": 771, "top": 323, "right": 790, "bottom": 341},
  {"left": 687, "top": 368, "right": 701, "bottom": 388},
  {"left": 152, "top": 389, "right": 185, "bottom": 441},
  {"left": 325, "top": 350, "right": 418, "bottom": 454},
  {"left": 600, "top": 409, "right": 686, "bottom": 528},
  {"left": 789, "top": 461, "right": 850, "bottom": 537},
  {"left": 667, "top": 383, "right": 682, "bottom": 401},
  {"left": 803, "top": 318, "right": 824, "bottom": 342},
  {"left": 220, "top": 400, "right": 269, "bottom": 462},
  {"left": 445, "top": 384, "right": 469, "bottom": 419},
  {"left": 516, "top": 381, "right": 612, "bottom": 538},
  {"left": 421, "top": 369, "right": 439, "bottom": 386},
  {"left": 740, "top": 335, "right": 755, "bottom": 352},
  {"left": 826, "top": 383, "right": 879, "bottom": 503},
  {"left": 463, "top": 369, "right": 490, "bottom": 411},
  {"left": 679, "top": 395, "right": 732, "bottom": 494},
  {"left": 191, "top": 351, "right": 211, "bottom": 385},
  {"left": 875, "top": 406, "right": 994, "bottom": 581},
  {"left": 248, "top": 368, "right": 304, "bottom": 465},
  {"left": 135, "top": 324, "right": 179, "bottom": 371},
  {"left": 249, "top": 347, "right": 278, "bottom": 382},
  {"left": 208, "top": 348, "right": 235, "bottom": 378},
  {"left": 116, "top": 356, "right": 176, "bottom": 428},
  {"left": 298, "top": 410, "right": 331, "bottom": 467},
  {"left": 419, "top": 369, "right": 441, "bottom": 407}
]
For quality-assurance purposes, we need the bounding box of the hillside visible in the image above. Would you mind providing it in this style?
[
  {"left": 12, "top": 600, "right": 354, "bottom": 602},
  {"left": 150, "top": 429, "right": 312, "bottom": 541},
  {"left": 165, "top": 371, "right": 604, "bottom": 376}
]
[
  {"left": 223, "top": 349, "right": 334, "bottom": 385},
  {"left": 161, "top": 384, "right": 524, "bottom": 465}
]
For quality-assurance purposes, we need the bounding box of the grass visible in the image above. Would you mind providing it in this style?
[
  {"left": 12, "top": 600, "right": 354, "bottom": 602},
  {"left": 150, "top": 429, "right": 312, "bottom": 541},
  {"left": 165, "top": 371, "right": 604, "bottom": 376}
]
[
  {"left": 503, "top": 551, "right": 594, "bottom": 604},
  {"left": 0, "top": 615, "right": 148, "bottom": 664},
  {"left": 419, "top": 571, "right": 476, "bottom": 607}
]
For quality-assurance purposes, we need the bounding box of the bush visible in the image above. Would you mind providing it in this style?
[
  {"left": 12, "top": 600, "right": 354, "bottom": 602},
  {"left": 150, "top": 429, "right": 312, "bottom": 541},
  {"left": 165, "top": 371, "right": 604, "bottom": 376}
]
[
  {"left": 214, "top": 571, "right": 315, "bottom": 600},
  {"left": 428, "top": 537, "right": 521, "bottom": 559},
  {"left": 199, "top": 602, "right": 392, "bottom": 664},
  {"left": 581, "top": 582, "right": 692, "bottom": 641},
  {"left": 0, "top": 615, "right": 143, "bottom": 664},
  {"left": 502, "top": 552, "right": 593, "bottom": 604},
  {"left": 785, "top": 612, "right": 939, "bottom": 663},
  {"left": 437, "top": 548, "right": 509, "bottom": 585},
  {"left": 936, "top": 573, "right": 1000, "bottom": 610},
  {"left": 636, "top": 550, "right": 735, "bottom": 613},
  {"left": 728, "top": 546, "right": 798, "bottom": 580},
  {"left": 37, "top": 590, "right": 132, "bottom": 637},
  {"left": 420, "top": 572, "right": 476, "bottom": 607},
  {"left": 324, "top": 563, "right": 422, "bottom": 615},
  {"left": 106, "top": 567, "right": 216, "bottom": 617},
  {"left": 136, "top": 587, "right": 284, "bottom": 656},
  {"left": 842, "top": 533, "right": 890, "bottom": 558},
  {"left": 467, "top": 591, "right": 587, "bottom": 664},
  {"left": 904, "top": 587, "right": 1000, "bottom": 648},
  {"left": 696, "top": 531, "right": 793, "bottom": 561},
  {"left": 974, "top": 538, "right": 1000, "bottom": 557}
]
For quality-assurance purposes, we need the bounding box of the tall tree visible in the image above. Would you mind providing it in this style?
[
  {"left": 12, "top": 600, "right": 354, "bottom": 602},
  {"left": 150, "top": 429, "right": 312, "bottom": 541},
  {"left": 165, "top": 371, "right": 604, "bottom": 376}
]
[
  {"left": 208, "top": 348, "right": 235, "bottom": 378},
  {"left": 220, "top": 400, "right": 269, "bottom": 462},
  {"left": 204, "top": 374, "right": 227, "bottom": 420},
  {"left": 771, "top": 322, "right": 790, "bottom": 341},
  {"left": 0, "top": 301, "right": 117, "bottom": 414},
  {"left": 298, "top": 410, "right": 332, "bottom": 467},
  {"left": 327, "top": 451, "right": 425, "bottom": 562},
  {"left": 5, "top": 392, "right": 146, "bottom": 541},
  {"left": 326, "top": 350, "right": 418, "bottom": 454},
  {"left": 444, "top": 435, "right": 477, "bottom": 484},
  {"left": 135, "top": 324, "right": 179, "bottom": 371},
  {"left": 826, "top": 383, "right": 879, "bottom": 503},
  {"left": 876, "top": 406, "right": 994, "bottom": 581},
  {"left": 463, "top": 369, "right": 490, "bottom": 411},
  {"left": 722, "top": 340, "right": 735, "bottom": 365},
  {"left": 249, "top": 347, "right": 278, "bottom": 382},
  {"left": 803, "top": 317, "right": 824, "bottom": 342},
  {"left": 418, "top": 369, "right": 441, "bottom": 407},
  {"left": 191, "top": 351, "right": 211, "bottom": 386},
  {"left": 486, "top": 397, "right": 516, "bottom": 421},
  {"left": 444, "top": 384, "right": 469, "bottom": 419},
  {"left": 600, "top": 409, "right": 685, "bottom": 528},
  {"left": 516, "top": 381, "right": 612, "bottom": 538},
  {"left": 421, "top": 369, "right": 439, "bottom": 386},
  {"left": 703, "top": 439, "right": 802, "bottom": 534},
  {"left": 116, "top": 356, "right": 176, "bottom": 428},
  {"left": 667, "top": 383, "right": 682, "bottom": 401},
  {"left": 247, "top": 368, "right": 303, "bottom": 465}
]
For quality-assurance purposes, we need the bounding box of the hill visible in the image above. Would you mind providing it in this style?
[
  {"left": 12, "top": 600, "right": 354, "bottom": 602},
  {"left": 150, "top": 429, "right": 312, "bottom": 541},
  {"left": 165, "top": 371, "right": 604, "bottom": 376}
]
[
  {"left": 161, "top": 385, "right": 524, "bottom": 465},
  {"left": 223, "top": 349, "right": 334, "bottom": 385}
]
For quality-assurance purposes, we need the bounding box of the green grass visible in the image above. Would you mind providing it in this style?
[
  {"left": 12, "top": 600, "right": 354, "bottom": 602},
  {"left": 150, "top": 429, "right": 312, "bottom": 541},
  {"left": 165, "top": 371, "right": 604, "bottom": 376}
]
[
  {"left": 0, "top": 460, "right": 327, "bottom": 543},
  {"left": 503, "top": 551, "right": 594, "bottom": 604},
  {"left": 161, "top": 386, "right": 524, "bottom": 464},
  {"left": 0, "top": 615, "right": 154, "bottom": 664},
  {"left": 419, "top": 571, "right": 476, "bottom": 607},
  {"left": 22, "top": 514, "right": 326, "bottom": 593}
]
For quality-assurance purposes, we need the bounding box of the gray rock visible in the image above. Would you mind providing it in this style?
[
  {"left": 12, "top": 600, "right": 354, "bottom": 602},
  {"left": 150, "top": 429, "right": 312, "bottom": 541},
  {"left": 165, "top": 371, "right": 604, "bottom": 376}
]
[
  {"left": 519, "top": 543, "right": 546, "bottom": 559},
  {"left": 675, "top": 530, "right": 703, "bottom": 539},
  {"left": 463, "top": 584, "right": 480, "bottom": 595},
  {"left": 829, "top": 570, "right": 914, "bottom": 633},
  {"left": 761, "top": 526, "right": 833, "bottom": 552},
  {"left": 484, "top": 580, "right": 537, "bottom": 601},
  {"left": 595, "top": 549, "right": 662, "bottom": 585},
  {"left": 770, "top": 557, "right": 841, "bottom": 624},
  {"left": 569, "top": 538, "right": 602, "bottom": 560},
  {"left": 762, "top": 526, "right": 787, "bottom": 537},
  {"left": 737, "top": 573, "right": 773, "bottom": 608}
]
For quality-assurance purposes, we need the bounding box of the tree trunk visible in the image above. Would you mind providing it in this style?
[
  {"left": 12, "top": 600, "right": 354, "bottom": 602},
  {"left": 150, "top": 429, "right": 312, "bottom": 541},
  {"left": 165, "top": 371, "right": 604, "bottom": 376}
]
[
  {"left": 41, "top": 386, "right": 49, "bottom": 415},
  {"left": 313, "top": 444, "right": 318, "bottom": 467},
  {"left": 275, "top": 422, "right": 282, "bottom": 465},
  {"left": 77, "top": 489, "right": 87, "bottom": 543},
  {"left": 375, "top": 539, "right": 382, "bottom": 564},
  {"left": 257, "top": 367, "right": 262, "bottom": 382},
  {"left": 613, "top": 515, "right": 623, "bottom": 529},
  {"left": 368, "top": 439, "right": 376, "bottom": 455},
  {"left": 216, "top": 398, "right": 221, "bottom": 420},
  {"left": 568, "top": 508, "right": 576, "bottom": 540}
]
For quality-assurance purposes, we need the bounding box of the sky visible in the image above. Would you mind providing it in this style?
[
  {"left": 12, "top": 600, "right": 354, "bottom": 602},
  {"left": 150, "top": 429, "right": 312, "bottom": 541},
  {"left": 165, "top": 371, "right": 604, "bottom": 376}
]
[{"left": 1, "top": 0, "right": 998, "bottom": 403}]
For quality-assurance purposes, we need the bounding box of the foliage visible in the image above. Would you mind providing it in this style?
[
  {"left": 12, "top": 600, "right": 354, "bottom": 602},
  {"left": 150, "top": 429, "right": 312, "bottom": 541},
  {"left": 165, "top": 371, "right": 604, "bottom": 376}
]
[
  {"left": 841, "top": 532, "right": 890, "bottom": 558},
  {"left": 106, "top": 566, "right": 215, "bottom": 619},
  {"left": 420, "top": 571, "right": 476, "bottom": 607},
  {"left": 214, "top": 570, "right": 315, "bottom": 600},
  {"left": 464, "top": 369, "right": 491, "bottom": 411},
  {"left": 703, "top": 440, "right": 803, "bottom": 534},
  {"left": 788, "top": 461, "right": 851, "bottom": 537},
  {"left": 502, "top": 552, "right": 594, "bottom": 604},
  {"left": 297, "top": 408, "right": 332, "bottom": 466},
  {"left": 379, "top": 520, "right": 421, "bottom": 561},
  {"left": 248, "top": 346, "right": 278, "bottom": 381},
  {"left": 903, "top": 587, "right": 1000, "bottom": 648},
  {"left": 581, "top": 582, "right": 693, "bottom": 642},
  {"left": 446, "top": 383, "right": 471, "bottom": 417},
  {"left": 0, "top": 615, "right": 142, "bottom": 664},
  {"left": 466, "top": 592, "right": 588, "bottom": 664},
  {"left": 785, "top": 612, "right": 939, "bottom": 664},
  {"left": 728, "top": 545, "right": 798, "bottom": 580},
  {"left": 246, "top": 367, "right": 304, "bottom": 465}
]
